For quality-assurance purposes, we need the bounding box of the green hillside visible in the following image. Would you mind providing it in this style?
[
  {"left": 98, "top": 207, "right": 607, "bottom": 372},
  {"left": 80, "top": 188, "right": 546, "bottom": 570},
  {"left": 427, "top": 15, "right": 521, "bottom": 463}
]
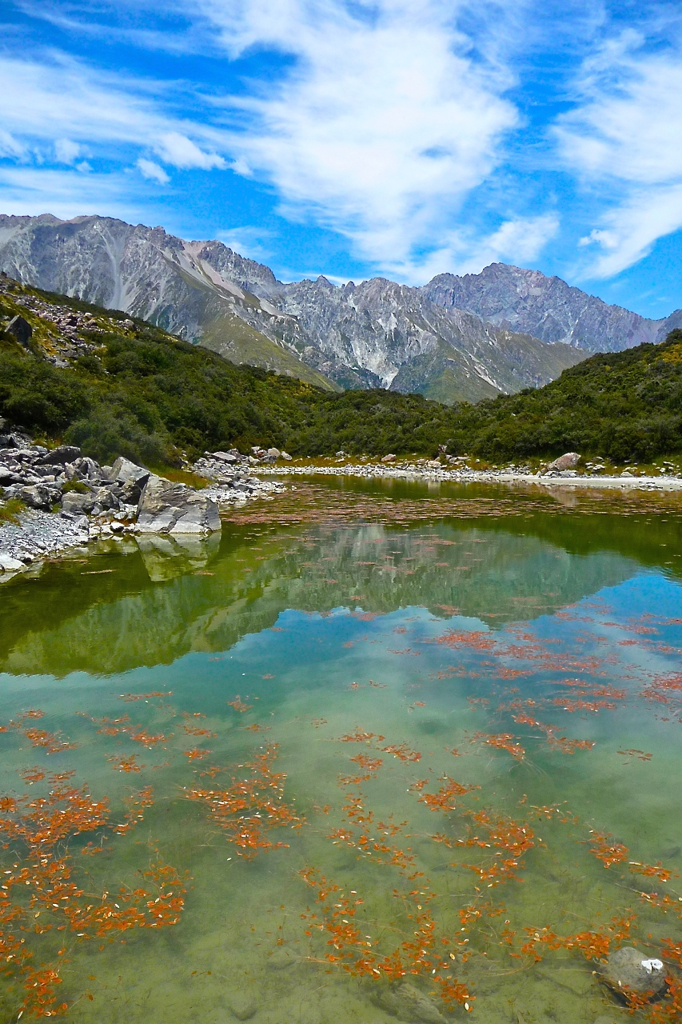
[
  {"left": 445, "top": 332, "right": 682, "bottom": 463},
  {"left": 1, "top": 276, "right": 682, "bottom": 467}
]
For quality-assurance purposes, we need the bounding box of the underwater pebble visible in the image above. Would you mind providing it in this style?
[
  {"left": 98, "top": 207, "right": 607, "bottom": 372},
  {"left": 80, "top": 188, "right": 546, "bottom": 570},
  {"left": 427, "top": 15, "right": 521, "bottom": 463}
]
[
  {"left": 227, "top": 992, "right": 258, "bottom": 1020},
  {"left": 599, "top": 947, "right": 667, "bottom": 1001},
  {"left": 267, "top": 947, "right": 298, "bottom": 970},
  {"left": 370, "top": 981, "right": 446, "bottom": 1024}
]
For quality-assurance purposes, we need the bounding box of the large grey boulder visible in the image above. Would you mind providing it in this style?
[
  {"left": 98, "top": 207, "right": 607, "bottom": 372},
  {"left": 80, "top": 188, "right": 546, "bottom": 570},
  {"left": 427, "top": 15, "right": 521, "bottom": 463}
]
[
  {"left": 547, "top": 452, "right": 581, "bottom": 472},
  {"left": 38, "top": 445, "right": 81, "bottom": 466},
  {"left": 109, "top": 456, "right": 150, "bottom": 502},
  {"left": 61, "top": 491, "right": 96, "bottom": 514},
  {"left": 136, "top": 475, "right": 221, "bottom": 534},
  {"left": 600, "top": 947, "right": 667, "bottom": 1002},
  {"left": 19, "top": 483, "right": 61, "bottom": 509},
  {"left": 6, "top": 315, "right": 32, "bottom": 348}
]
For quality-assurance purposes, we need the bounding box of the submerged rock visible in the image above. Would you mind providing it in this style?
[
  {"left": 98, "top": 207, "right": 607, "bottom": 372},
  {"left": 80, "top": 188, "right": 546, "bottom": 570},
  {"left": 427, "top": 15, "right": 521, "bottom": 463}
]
[
  {"left": 600, "top": 947, "right": 667, "bottom": 1002},
  {"left": 370, "top": 981, "right": 446, "bottom": 1024},
  {"left": 267, "top": 947, "right": 298, "bottom": 970},
  {"left": 136, "top": 475, "right": 221, "bottom": 534},
  {"left": 226, "top": 992, "right": 258, "bottom": 1020}
]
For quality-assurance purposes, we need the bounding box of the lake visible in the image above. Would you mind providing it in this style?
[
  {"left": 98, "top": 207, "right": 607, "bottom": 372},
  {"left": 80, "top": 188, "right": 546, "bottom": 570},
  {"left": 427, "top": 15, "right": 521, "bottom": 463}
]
[{"left": 0, "top": 477, "right": 681, "bottom": 1024}]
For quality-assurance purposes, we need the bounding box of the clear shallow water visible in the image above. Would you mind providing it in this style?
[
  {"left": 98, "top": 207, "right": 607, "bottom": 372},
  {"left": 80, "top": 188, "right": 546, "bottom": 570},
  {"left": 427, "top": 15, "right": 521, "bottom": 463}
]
[{"left": 0, "top": 479, "right": 681, "bottom": 1024}]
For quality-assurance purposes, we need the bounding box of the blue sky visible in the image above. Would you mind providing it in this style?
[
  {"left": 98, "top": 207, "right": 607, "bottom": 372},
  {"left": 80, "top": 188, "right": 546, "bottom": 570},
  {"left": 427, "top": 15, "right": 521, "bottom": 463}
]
[{"left": 1, "top": 1, "right": 682, "bottom": 317}]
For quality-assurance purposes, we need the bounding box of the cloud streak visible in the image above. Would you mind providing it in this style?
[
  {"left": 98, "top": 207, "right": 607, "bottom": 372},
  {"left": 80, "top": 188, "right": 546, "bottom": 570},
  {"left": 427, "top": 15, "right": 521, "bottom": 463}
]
[
  {"left": 558, "top": 19, "right": 682, "bottom": 278},
  {"left": 2, "top": 1, "right": 682, "bottom": 295},
  {"left": 204, "top": 0, "right": 523, "bottom": 277}
]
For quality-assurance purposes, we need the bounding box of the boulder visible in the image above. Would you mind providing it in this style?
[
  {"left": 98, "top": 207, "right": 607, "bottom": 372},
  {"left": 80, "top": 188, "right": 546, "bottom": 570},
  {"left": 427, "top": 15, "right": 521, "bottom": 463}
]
[
  {"left": 0, "top": 553, "right": 25, "bottom": 572},
  {"left": 19, "top": 484, "right": 61, "bottom": 510},
  {"left": 38, "top": 445, "right": 81, "bottom": 467},
  {"left": 266, "top": 447, "right": 281, "bottom": 458},
  {"left": 109, "top": 456, "right": 150, "bottom": 502},
  {"left": 281, "top": 451, "right": 293, "bottom": 461},
  {"left": 547, "top": 452, "right": 581, "bottom": 472},
  {"left": 381, "top": 454, "right": 396, "bottom": 463},
  {"left": 136, "top": 475, "right": 221, "bottom": 534},
  {"left": 6, "top": 315, "right": 32, "bottom": 348},
  {"left": 73, "top": 456, "right": 100, "bottom": 481},
  {"left": 91, "top": 486, "right": 119, "bottom": 511},
  {"left": 426, "top": 459, "right": 442, "bottom": 468},
  {"left": 600, "top": 947, "right": 667, "bottom": 1003},
  {"left": 61, "top": 491, "right": 96, "bottom": 514}
]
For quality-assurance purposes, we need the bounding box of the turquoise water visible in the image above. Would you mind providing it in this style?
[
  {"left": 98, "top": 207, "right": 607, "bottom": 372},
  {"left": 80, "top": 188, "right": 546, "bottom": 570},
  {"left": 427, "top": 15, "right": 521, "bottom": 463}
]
[{"left": 0, "top": 479, "right": 681, "bottom": 1023}]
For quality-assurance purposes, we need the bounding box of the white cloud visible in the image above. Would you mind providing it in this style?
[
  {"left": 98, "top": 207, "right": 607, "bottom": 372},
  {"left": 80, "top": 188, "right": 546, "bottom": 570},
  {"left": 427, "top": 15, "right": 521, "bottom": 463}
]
[
  {"left": 137, "top": 157, "right": 170, "bottom": 184},
  {"left": 557, "top": 24, "right": 682, "bottom": 278},
  {"left": 383, "top": 213, "right": 559, "bottom": 282},
  {"left": 0, "top": 165, "right": 154, "bottom": 221},
  {"left": 54, "top": 138, "right": 83, "bottom": 164},
  {"left": 0, "top": 52, "right": 229, "bottom": 174},
  {"left": 201, "top": 0, "right": 520, "bottom": 274},
  {"left": 0, "top": 129, "right": 27, "bottom": 159},
  {"left": 216, "top": 225, "right": 274, "bottom": 262},
  {"left": 154, "top": 132, "right": 225, "bottom": 170}
]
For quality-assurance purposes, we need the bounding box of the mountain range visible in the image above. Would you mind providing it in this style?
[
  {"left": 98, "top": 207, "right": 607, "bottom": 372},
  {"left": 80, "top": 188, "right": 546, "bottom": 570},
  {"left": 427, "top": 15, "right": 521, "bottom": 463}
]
[{"left": 0, "top": 213, "right": 679, "bottom": 404}]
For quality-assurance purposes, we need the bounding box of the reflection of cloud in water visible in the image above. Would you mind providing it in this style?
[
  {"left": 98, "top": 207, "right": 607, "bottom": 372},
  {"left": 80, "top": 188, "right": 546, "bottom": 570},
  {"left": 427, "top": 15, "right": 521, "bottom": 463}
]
[{"left": 0, "top": 523, "right": 640, "bottom": 677}]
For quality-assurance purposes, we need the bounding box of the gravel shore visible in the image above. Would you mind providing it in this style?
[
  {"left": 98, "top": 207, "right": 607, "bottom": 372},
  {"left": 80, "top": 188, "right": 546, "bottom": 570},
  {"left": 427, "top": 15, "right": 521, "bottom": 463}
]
[{"left": 256, "top": 460, "right": 682, "bottom": 490}]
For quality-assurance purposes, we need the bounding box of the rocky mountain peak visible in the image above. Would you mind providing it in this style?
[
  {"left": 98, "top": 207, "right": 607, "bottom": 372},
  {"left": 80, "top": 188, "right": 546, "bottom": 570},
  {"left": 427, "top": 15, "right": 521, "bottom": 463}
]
[
  {"left": 0, "top": 212, "right": 678, "bottom": 405},
  {"left": 422, "top": 263, "right": 679, "bottom": 353}
]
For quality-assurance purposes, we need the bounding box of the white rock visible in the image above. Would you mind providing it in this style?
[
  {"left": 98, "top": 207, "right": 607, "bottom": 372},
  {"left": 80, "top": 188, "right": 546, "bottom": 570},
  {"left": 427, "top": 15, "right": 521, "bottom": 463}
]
[{"left": 136, "top": 475, "right": 221, "bottom": 535}]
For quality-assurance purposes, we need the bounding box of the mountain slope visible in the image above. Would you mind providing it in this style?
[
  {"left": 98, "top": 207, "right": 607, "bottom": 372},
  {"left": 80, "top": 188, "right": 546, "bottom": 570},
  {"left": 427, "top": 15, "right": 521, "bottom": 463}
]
[
  {"left": 2, "top": 273, "right": 682, "bottom": 464},
  {"left": 0, "top": 215, "right": 338, "bottom": 392},
  {"left": 423, "top": 262, "right": 681, "bottom": 353},
  {"left": 0, "top": 214, "right": 584, "bottom": 403}
]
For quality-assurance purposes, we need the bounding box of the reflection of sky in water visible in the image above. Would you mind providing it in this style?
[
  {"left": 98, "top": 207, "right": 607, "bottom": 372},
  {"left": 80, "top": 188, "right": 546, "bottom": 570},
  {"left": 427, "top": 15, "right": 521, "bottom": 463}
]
[{"left": 0, "top": 499, "right": 681, "bottom": 1024}]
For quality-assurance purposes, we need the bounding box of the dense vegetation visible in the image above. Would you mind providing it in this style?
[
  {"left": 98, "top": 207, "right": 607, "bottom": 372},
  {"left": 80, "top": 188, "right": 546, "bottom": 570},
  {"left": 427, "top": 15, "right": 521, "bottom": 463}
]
[
  {"left": 447, "top": 334, "right": 682, "bottom": 463},
  {"left": 1, "top": 280, "right": 682, "bottom": 466}
]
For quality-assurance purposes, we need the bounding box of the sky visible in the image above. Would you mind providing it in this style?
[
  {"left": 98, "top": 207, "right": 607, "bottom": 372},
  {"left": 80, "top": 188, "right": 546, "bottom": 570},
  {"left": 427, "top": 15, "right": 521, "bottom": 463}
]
[{"left": 1, "top": 1, "right": 682, "bottom": 318}]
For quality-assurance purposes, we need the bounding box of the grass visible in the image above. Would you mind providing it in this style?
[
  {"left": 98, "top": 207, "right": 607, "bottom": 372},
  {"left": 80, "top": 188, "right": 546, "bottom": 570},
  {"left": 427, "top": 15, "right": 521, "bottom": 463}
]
[{"left": 0, "top": 498, "right": 26, "bottom": 525}]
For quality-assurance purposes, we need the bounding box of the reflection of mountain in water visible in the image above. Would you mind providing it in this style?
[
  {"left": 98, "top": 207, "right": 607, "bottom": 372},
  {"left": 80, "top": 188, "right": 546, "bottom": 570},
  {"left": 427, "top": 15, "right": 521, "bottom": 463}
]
[{"left": 0, "top": 522, "right": 640, "bottom": 678}]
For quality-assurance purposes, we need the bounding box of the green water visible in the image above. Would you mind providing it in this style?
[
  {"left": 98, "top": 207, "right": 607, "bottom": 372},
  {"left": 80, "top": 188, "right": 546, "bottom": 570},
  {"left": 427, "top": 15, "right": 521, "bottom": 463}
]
[{"left": 1, "top": 478, "right": 681, "bottom": 1024}]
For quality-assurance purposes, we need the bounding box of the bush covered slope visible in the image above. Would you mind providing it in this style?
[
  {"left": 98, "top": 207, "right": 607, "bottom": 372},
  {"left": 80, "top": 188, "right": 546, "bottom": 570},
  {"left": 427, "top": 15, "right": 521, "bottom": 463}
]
[
  {"left": 1, "top": 277, "right": 681, "bottom": 465},
  {"left": 446, "top": 331, "right": 682, "bottom": 463}
]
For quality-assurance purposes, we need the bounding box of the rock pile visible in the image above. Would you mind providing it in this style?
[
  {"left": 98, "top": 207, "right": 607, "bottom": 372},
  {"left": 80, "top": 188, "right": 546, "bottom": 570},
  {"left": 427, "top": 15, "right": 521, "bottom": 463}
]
[
  {"left": 0, "top": 443, "right": 140, "bottom": 517},
  {"left": 191, "top": 447, "right": 292, "bottom": 481},
  {"left": 0, "top": 438, "right": 285, "bottom": 579},
  {"left": 0, "top": 275, "right": 119, "bottom": 367}
]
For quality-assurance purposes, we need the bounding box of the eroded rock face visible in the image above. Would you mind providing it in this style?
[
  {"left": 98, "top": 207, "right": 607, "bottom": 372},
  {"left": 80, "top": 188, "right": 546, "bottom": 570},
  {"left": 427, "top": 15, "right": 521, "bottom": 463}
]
[
  {"left": 423, "top": 263, "right": 675, "bottom": 352},
  {"left": 600, "top": 947, "right": 667, "bottom": 1002},
  {"left": 136, "top": 475, "right": 221, "bottom": 534}
]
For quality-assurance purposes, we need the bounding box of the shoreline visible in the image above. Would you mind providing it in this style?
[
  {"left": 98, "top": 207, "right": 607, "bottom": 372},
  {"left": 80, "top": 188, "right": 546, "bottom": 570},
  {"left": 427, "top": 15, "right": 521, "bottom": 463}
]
[
  {"left": 4, "top": 456, "right": 682, "bottom": 583},
  {"left": 256, "top": 461, "right": 682, "bottom": 491}
]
